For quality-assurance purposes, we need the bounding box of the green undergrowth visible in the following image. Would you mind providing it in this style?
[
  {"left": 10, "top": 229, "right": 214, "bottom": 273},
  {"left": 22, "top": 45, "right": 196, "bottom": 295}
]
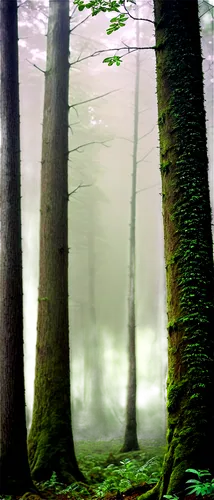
[
  {"left": 38, "top": 439, "right": 165, "bottom": 498},
  {"left": 0, "top": 439, "right": 165, "bottom": 500},
  {"left": 3, "top": 443, "right": 214, "bottom": 500},
  {"left": 76, "top": 438, "right": 165, "bottom": 473}
]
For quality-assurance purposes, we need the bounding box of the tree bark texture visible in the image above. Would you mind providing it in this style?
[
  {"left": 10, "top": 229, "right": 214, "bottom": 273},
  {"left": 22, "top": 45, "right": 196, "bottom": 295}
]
[
  {"left": 87, "top": 204, "right": 106, "bottom": 432},
  {"left": 28, "top": 0, "right": 84, "bottom": 483},
  {"left": 151, "top": 0, "right": 214, "bottom": 496},
  {"left": 0, "top": 0, "right": 33, "bottom": 493},
  {"left": 121, "top": 9, "right": 140, "bottom": 453}
]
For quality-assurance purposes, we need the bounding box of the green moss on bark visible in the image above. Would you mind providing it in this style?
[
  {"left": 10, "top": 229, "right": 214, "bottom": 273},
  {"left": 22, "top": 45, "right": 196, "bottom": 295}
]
[
  {"left": 28, "top": 0, "right": 84, "bottom": 484},
  {"left": 152, "top": 0, "right": 214, "bottom": 497}
]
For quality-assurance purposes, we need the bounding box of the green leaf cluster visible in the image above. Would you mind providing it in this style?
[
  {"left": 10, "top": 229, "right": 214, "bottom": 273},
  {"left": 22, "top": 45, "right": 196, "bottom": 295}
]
[
  {"left": 106, "top": 14, "right": 128, "bottom": 34},
  {"left": 164, "top": 469, "right": 214, "bottom": 500},
  {"left": 185, "top": 469, "right": 214, "bottom": 497},
  {"left": 94, "top": 457, "right": 161, "bottom": 497},
  {"left": 73, "top": 0, "right": 129, "bottom": 36},
  {"left": 74, "top": 0, "right": 125, "bottom": 15},
  {"left": 103, "top": 55, "right": 122, "bottom": 66}
]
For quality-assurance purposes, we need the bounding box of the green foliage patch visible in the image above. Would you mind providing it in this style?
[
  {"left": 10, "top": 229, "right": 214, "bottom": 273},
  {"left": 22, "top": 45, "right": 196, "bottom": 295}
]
[
  {"left": 185, "top": 469, "right": 214, "bottom": 497},
  {"left": 45, "top": 456, "right": 161, "bottom": 498},
  {"left": 34, "top": 440, "right": 164, "bottom": 499},
  {"left": 3, "top": 446, "right": 214, "bottom": 500},
  {"left": 73, "top": 0, "right": 130, "bottom": 48},
  {"left": 163, "top": 469, "right": 214, "bottom": 500}
]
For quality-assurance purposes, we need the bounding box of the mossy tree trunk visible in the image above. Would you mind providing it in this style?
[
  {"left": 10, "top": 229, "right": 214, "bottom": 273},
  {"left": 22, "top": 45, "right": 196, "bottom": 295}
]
[
  {"left": 148, "top": 0, "right": 214, "bottom": 496},
  {"left": 121, "top": 8, "right": 140, "bottom": 453},
  {"left": 0, "top": 0, "right": 33, "bottom": 494},
  {"left": 28, "top": 0, "right": 84, "bottom": 483}
]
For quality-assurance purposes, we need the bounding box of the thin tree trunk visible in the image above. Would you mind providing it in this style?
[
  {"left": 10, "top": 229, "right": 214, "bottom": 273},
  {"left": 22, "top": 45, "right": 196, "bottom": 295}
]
[
  {"left": 121, "top": 9, "right": 140, "bottom": 453},
  {"left": 0, "top": 0, "right": 33, "bottom": 493},
  {"left": 28, "top": 0, "right": 84, "bottom": 483},
  {"left": 87, "top": 204, "right": 106, "bottom": 432},
  {"left": 140, "top": 2, "right": 214, "bottom": 498}
]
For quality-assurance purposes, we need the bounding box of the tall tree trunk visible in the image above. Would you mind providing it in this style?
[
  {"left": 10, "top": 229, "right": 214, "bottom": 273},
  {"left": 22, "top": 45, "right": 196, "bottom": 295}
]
[
  {"left": 0, "top": 0, "right": 33, "bottom": 494},
  {"left": 140, "top": 1, "right": 214, "bottom": 497},
  {"left": 28, "top": 0, "right": 84, "bottom": 483},
  {"left": 121, "top": 10, "right": 140, "bottom": 453},
  {"left": 87, "top": 203, "right": 106, "bottom": 433}
]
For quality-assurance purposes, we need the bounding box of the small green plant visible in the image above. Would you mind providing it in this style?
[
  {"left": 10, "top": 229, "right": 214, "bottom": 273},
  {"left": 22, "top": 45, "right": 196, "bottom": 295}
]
[
  {"left": 60, "top": 482, "right": 91, "bottom": 498},
  {"left": 185, "top": 469, "right": 214, "bottom": 497},
  {"left": 41, "top": 471, "right": 65, "bottom": 492},
  {"left": 164, "top": 469, "right": 214, "bottom": 500},
  {"left": 94, "top": 457, "right": 161, "bottom": 497},
  {"left": 163, "top": 495, "right": 179, "bottom": 500}
]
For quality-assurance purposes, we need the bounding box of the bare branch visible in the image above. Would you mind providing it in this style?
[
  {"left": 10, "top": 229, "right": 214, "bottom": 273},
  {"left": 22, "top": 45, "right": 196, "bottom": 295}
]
[
  {"left": 139, "top": 107, "right": 150, "bottom": 114},
  {"left": 70, "top": 121, "right": 80, "bottom": 126},
  {"left": 68, "top": 183, "right": 92, "bottom": 197},
  {"left": 70, "top": 89, "right": 120, "bottom": 109},
  {"left": 68, "top": 141, "right": 110, "bottom": 154},
  {"left": 26, "top": 59, "right": 45, "bottom": 74},
  {"left": 200, "top": 0, "right": 214, "bottom": 17},
  {"left": 70, "top": 105, "right": 80, "bottom": 119},
  {"left": 70, "top": 14, "right": 91, "bottom": 32},
  {"left": 117, "top": 136, "right": 134, "bottom": 143},
  {"left": 18, "top": 0, "right": 28, "bottom": 7},
  {"left": 68, "top": 121, "right": 80, "bottom": 134},
  {"left": 68, "top": 120, "right": 81, "bottom": 134},
  {"left": 123, "top": 1, "right": 154, "bottom": 23},
  {"left": 139, "top": 124, "right": 156, "bottom": 141},
  {"left": 137, "top": 147, "right": 155, "bottom": 164},
  {"left": 136, "top": 183, "right": 160, "bottom": 194},
  {"left": 70, "top": 44, "right": 155, "bottom": 66},
  {"left": 70, "top": 5, "right": 78, "bottom": 18}
]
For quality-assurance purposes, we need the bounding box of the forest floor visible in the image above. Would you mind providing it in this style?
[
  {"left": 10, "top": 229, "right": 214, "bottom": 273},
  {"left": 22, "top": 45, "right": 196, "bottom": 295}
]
[{"left": 14, "top": 439, "right": 166, "bottom": 500}]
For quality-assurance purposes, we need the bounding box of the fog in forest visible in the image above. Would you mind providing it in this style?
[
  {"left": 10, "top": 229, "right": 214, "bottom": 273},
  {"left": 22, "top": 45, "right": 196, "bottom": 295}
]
[{"left": 17, "top": 0, "right": 213, "bottom": 441}]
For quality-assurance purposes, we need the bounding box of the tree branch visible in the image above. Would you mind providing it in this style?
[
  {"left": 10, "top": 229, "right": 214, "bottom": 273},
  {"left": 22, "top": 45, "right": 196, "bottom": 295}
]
[
  {"left": 117, "top": 136, "right": 134, "bottom": 143},
  {"left": 138, "top": 106, "right": 150, "bottom": 114},
  {"left": 26, "top": 59, "right": 45, "bottom": 74},
  {"left": 68, "top": 183, "right": 92, "bottom": 198},
  {"left": 18, "top": 0, "right": 28, "bottom": 7},
  {"left": 70, "top": 89, "right": 119, "bottom": 109},
  {"left": 137, "top": 147, "right": 155, "bottom": 164},
  {"left": 138, "top": 124, "right": 156, "bottom": 141},
  {"left": 70, "top": 44, "right": 155, "bottom": 66},
  {"left": 136, "top": 183, "right": 160, "bottom": 194},
  {"left": 68, "top": 121, "right": 80, "bottom": 134},
  {"left": 123, "top": 1, "right": 154, "bottom": 23},
  {"left": 70, "top": 14, "right": 91, "bottom": 32},
  {"left": 68, "top": 141, "right": 110, "bottom": 154},
  {"left": 70, "top": 5, "right": 78, "bottom": 18}
]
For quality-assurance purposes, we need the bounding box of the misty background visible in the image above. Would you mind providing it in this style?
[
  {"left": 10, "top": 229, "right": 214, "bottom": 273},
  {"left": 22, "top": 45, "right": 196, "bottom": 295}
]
[{"left": 18, "top": 0, "right": 213, "bottom": 440}]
